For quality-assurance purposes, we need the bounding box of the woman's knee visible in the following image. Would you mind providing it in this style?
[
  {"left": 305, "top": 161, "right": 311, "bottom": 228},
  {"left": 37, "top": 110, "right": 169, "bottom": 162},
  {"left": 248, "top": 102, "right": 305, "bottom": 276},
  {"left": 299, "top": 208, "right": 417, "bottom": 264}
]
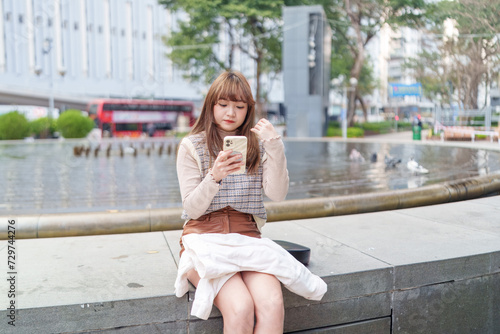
[
  {"left": 219, "top": 297, "right": 255, "bottom": 332},
  {"left": 240, "top": 271, "right": 284, "bottom": 324},
  {"left": 255, "top": 290, "right": 284, "bottom": 321},
  {"left": 229, "top": 298, "right": 255, "bottom": 322}
]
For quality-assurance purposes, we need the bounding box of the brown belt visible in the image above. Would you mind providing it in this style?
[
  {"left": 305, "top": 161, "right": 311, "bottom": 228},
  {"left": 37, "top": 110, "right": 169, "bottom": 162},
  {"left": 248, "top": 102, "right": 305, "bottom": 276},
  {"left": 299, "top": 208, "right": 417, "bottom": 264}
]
[{"left": 179, "top": 206, "right": 261, "bottom": 256}]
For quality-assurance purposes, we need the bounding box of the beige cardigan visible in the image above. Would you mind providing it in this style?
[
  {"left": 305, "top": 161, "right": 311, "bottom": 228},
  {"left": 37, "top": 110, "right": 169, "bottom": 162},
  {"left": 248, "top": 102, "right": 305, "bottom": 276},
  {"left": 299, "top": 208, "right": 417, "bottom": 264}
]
[{"left": 176, "top": 135, "right": 289, "bottom": 229}]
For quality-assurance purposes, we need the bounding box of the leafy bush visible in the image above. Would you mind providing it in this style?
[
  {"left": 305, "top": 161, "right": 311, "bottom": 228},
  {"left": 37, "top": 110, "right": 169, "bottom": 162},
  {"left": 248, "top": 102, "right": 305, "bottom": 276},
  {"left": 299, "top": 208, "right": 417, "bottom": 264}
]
[
  {"left": 0, "top": 111, "right": 30, "bottom": 140},
  {"left": 356, "top": 121, "right": 393, "bottom": 134},
  {"left": 326, "top": 124, "right": 341, "bottom": 137},
  {"left": 397, "top": 121, "right": 413, "bottom": 130},
  {"left": 347, "top": 127, "right": 364, "bottom": 137},
  {"left": 326, "top": 123, "right": 364, "bottom": 138},
  {"left": 328, "top": 121, "right": 341, "bottom": 128},
  {"left": 328, "top": 120, "right": 420, "bottom": 137},
  {"left": 30, "top": 117, "right": 57, "bottom": 138},
  {"left": 56, "top": 110, "right": 95, "bottom": 138}
]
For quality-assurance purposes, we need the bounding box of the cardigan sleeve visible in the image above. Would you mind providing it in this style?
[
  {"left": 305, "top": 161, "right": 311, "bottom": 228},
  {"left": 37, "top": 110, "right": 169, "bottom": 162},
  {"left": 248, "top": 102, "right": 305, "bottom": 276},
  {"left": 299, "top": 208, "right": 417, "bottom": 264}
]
[
  {"left": 176, "top": 138, "right": 220, "bottom": 219},
  {"left": 261, "top": 137, "right": 289, "bottom": 201}
]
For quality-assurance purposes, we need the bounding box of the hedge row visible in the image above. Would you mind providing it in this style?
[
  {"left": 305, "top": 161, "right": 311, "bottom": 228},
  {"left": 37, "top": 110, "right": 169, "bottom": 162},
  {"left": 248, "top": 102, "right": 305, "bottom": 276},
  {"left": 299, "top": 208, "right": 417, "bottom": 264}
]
[
  {"left": 326, "top": 121, "right": 413, "bottom": 138},
  {"left": 0, "top": 110, "right": 94, "bottom": 140},
  {"left": 326, "top": 125, "right": 365, "bottom": 138}
]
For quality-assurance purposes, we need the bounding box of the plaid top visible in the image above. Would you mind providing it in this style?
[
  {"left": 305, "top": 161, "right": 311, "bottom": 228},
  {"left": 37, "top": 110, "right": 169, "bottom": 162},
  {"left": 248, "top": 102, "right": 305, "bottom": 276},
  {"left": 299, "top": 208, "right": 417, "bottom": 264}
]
[{"left": 181, "top": 132, "right": 267, "bottom": 220}]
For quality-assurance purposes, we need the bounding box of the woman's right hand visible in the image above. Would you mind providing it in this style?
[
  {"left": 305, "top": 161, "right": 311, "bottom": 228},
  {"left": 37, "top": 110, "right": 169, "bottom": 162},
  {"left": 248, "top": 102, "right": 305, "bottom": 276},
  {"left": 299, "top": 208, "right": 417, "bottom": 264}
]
[{"left": 210, "top": 150, "right": 244, "bottom": 182}]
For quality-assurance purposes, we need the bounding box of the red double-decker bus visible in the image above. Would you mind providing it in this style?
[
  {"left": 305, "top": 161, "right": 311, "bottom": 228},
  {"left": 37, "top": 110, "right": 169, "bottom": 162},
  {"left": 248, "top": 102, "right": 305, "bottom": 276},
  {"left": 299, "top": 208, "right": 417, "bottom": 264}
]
[{"left": 87, "top": 98, "right": 196, "bottom": 137}]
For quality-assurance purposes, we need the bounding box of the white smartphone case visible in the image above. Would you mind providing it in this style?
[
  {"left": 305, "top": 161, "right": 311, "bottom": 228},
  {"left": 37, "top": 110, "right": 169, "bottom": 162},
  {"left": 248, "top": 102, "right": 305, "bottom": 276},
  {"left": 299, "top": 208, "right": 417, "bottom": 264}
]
[{"left": 223, "top": 136, "right": 247, "bottom": 174}]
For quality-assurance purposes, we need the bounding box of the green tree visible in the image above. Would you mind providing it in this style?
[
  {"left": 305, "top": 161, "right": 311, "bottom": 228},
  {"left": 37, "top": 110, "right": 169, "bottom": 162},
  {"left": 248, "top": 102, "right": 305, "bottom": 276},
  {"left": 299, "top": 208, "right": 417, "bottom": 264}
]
[
  {"left": 331, "top": 41, "right": 376, "bottom": 121},
  {"left": 319, "top": 0, "right": 430, "bottom": 126},
  {"left": 403, "top": 50, "right": 445, "bottom": 105},
  {"left": 56, "top": 110, "right": 94, "bottom": 139},
  {"left": 406, "top": 0, "right": 500, "bottom": 109},
  {"left": 159, "top": 0, "right": 304, "bottom": 118},
  {"left": 0, "top": 111, "right": 30, "bottom": 140}
]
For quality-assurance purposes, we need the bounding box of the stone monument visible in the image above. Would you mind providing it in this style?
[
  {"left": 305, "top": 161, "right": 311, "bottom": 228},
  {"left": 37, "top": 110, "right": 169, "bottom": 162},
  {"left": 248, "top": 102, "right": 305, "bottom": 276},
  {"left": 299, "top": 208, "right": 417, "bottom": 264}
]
[{"left": 283, "top": 5, "right": 331, "bottom": 137}]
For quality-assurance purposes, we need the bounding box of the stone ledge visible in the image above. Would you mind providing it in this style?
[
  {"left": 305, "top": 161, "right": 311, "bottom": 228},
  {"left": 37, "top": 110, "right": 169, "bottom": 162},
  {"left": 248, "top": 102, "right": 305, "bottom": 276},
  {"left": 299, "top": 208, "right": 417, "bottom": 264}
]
[
  {"left": 0, "top": 270, "right": 393, "bottom": 334},
  {"left": 3, "top": 269, "right": 498, "bottom": 333}
]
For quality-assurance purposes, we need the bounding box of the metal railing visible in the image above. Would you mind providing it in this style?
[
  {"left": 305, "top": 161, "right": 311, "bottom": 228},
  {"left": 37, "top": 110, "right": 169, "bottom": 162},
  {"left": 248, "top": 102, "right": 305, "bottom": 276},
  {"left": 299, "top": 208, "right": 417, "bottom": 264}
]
[{"left": 435, "top": 106, "right": 496, "bottom": 130}]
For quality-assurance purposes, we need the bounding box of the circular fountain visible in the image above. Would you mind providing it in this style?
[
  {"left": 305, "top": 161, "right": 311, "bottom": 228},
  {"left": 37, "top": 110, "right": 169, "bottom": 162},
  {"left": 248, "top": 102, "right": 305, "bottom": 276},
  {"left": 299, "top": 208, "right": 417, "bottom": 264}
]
[
  {"left": 0, "top": 139, "right": 499, "bottom": 215},
  {"left": 0, "top": 138, "right": 499, "bottom": 238}
]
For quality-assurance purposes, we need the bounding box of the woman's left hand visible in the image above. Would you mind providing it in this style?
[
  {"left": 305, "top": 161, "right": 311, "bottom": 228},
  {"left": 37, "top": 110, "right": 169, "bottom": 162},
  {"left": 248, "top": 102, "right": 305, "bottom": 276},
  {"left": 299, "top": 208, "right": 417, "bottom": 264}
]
[{"left": 250, "top": 118, "right": 279, "bottom": 141}]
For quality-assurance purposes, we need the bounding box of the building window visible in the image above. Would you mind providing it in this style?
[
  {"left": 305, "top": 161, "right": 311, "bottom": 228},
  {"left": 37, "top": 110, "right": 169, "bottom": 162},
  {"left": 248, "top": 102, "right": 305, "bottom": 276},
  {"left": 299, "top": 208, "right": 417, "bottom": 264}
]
[
  {"left": 74, "top": 22, "right": 79, "bottom": 30},
  {"left": 18, "top": 14, "right": 23, "bottom": 24}
]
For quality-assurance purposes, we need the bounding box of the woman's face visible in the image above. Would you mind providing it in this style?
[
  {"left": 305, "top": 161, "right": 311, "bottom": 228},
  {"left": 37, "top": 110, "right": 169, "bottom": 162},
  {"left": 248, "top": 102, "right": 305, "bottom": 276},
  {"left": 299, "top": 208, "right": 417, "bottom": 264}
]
[{"left": 213, "top": 98, "right": 248, "bottom": 132}]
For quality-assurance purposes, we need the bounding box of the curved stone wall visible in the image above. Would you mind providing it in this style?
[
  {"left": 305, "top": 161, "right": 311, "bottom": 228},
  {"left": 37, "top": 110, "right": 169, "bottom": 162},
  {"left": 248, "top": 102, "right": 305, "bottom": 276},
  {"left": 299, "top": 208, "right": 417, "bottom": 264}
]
[{"left": 2, "top": 173, "right": 499, "bottom": 239}]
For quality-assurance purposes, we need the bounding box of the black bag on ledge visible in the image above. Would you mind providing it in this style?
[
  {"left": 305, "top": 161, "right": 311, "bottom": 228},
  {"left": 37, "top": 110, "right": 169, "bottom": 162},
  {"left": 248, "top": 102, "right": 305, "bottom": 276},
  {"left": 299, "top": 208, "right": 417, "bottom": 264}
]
[{"left": 273, "top": 240, "right": 311, "bottom": 266}]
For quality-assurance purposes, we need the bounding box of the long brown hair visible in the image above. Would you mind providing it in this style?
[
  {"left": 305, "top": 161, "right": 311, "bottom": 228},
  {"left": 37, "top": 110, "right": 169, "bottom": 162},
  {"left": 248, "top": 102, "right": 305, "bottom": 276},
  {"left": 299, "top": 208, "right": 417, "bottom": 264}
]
[{"left": 190, "top": 70, "right": 260, "bottom": 173}]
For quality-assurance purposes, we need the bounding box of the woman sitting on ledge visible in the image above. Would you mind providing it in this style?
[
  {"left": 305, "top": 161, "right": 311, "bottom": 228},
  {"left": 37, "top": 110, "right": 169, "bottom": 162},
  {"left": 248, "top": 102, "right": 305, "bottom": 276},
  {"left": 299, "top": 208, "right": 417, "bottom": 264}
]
[{"left": 175, "top": 70, "right": 326, "bottom": 333}]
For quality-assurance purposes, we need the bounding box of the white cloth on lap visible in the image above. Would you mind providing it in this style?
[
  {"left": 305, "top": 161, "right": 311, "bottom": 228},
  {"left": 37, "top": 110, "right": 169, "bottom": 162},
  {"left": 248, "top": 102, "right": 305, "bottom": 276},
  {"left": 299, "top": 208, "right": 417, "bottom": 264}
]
[{"left": 175, "top": 233, "right": 328, "bottom": 320}]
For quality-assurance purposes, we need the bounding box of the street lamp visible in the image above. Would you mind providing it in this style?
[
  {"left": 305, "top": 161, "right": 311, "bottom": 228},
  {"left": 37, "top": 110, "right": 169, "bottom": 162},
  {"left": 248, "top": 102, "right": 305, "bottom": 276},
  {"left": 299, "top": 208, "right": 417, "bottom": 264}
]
[
  {"left": 331, "top": 76, "right": 347, "bottom": 139},
  {"left": 331, "top": 76, "right": 358, "bottom": 139},
  {"left": 42, "top": 38, "right": 54, "bottom": 119}
]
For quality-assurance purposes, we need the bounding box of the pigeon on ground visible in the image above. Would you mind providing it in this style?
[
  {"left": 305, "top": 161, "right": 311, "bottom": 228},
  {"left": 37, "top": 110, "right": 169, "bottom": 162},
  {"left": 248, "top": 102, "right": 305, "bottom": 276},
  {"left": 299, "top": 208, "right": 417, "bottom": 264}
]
[
  {"left": 407, "top": 157, "right": 429, "bottom": 174},
  {"left": 384, "top": 155, "right": 401, "bottom": 168},
  {"left": 349, "top": 149, "right": 365, "bottom": 162}
]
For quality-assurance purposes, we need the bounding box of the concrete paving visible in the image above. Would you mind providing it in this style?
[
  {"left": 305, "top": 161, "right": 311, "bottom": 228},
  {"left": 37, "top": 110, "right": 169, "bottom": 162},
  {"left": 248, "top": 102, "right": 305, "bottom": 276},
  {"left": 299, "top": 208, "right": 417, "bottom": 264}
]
[{"left": 0, "top": 195, "right": 499, "bottom": 333}]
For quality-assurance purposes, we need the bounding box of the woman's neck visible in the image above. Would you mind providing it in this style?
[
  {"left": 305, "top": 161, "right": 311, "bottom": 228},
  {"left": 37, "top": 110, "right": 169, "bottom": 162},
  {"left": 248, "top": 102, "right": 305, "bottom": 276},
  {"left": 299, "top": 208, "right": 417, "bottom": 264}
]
[{"left": 218, "top": 128, "right": 237, "bottom": 137}]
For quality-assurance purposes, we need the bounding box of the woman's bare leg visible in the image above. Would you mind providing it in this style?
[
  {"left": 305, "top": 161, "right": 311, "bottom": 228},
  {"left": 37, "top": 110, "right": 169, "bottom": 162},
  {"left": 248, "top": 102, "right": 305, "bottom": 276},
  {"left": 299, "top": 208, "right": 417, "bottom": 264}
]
[
  {"left": 187, "top": 269, "right": 255, "bottom": 334},
  {"left": 241, "top": 271, "right": 284, "bottom": 334}
]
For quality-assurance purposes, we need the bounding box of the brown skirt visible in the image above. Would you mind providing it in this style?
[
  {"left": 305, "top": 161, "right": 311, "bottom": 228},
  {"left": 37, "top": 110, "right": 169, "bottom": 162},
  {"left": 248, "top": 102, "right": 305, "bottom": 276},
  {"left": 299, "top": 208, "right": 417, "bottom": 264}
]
[{"left": 179, "top": 206, "right": 261, "bottom": 256}]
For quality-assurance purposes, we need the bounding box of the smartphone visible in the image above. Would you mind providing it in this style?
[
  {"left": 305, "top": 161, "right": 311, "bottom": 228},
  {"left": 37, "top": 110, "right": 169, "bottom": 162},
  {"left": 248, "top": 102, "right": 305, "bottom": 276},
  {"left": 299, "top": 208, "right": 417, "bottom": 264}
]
[{"left": 223, "top": 136, "right": 247, "bottom": 174}]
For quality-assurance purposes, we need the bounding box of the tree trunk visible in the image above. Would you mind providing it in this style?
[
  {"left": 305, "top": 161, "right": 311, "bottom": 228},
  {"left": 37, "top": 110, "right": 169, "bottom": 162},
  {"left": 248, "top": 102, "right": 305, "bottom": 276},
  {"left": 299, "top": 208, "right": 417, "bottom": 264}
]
[
  {"left": 357, "top": 93, "right": 368, "bottom": 122},
  {"left": 347, "top": 72, "right": 362, "bottom": 126},
  {"left": 347, "top": 87, "right": 357, "bottom": 126},
  {"left": 345, "top": 1, "right": 364, "bottom": 127}
]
